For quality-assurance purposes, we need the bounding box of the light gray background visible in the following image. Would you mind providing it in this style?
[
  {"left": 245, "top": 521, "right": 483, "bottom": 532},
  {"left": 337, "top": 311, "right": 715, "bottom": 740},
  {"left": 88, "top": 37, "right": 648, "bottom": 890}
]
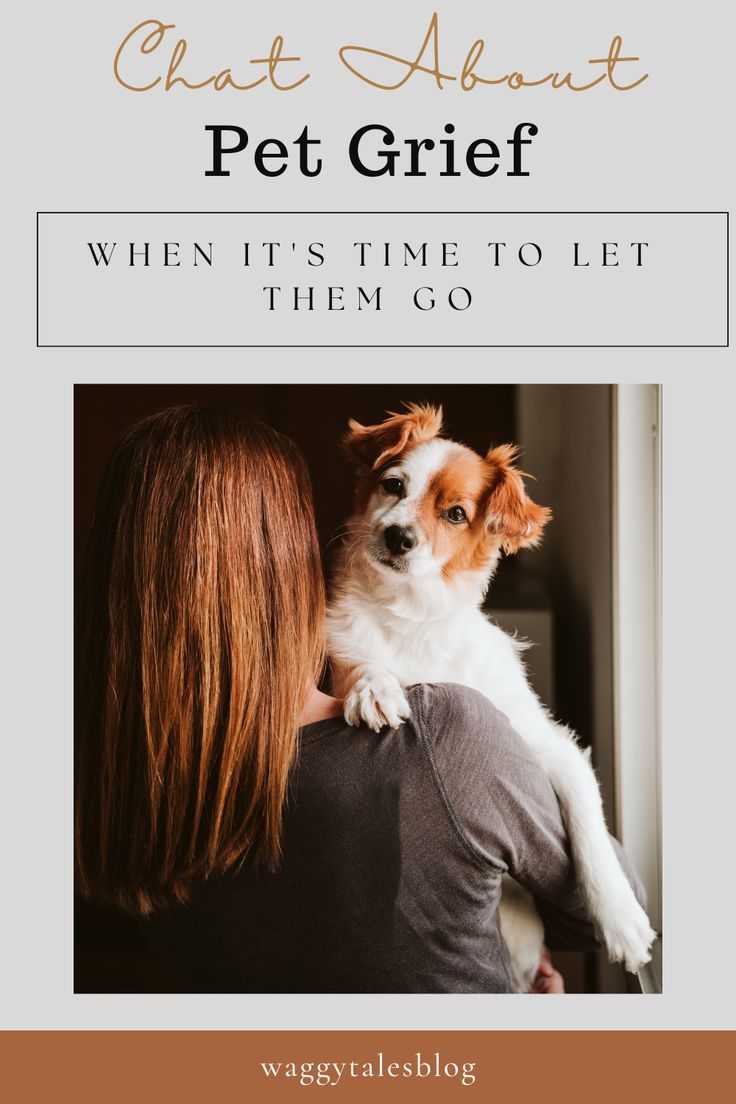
[{"left": 2, "top": 0, "right": 734, "bottom": 1028}]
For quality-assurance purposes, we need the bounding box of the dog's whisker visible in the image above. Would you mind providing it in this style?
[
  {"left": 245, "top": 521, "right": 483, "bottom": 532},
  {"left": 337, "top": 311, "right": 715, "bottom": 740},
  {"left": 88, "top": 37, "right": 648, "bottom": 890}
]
[{"left": 326, "top": 520, "right": 373, "bottom": 552}]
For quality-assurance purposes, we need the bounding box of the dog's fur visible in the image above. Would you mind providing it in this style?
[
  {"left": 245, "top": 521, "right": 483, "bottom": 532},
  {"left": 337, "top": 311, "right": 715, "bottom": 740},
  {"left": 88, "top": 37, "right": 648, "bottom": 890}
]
[{"left": 327, "top": 403, "right": 655, "bottom": 989}]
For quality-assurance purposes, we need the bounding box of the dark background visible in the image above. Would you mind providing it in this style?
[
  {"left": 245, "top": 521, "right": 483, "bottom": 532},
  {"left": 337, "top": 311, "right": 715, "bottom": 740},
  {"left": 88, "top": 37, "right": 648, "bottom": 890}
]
[
  {"left": 75, "top": 384, "right": 516, "bottom": 584},
  {"left": 75, "top": 383, "right": 612, "bottom": 993}
]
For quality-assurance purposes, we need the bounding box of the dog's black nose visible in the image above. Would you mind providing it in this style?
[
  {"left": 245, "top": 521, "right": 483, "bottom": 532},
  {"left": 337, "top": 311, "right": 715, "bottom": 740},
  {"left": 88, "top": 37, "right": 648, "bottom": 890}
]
[{"left": 384, "top": 525, "right": 416, "bottom": 556}]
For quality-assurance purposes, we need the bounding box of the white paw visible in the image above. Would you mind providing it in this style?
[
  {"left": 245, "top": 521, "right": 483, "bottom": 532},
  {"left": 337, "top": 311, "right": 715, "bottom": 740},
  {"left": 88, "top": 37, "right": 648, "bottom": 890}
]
[
  {"left": 343, "top": 672, "right": 411, "bottom": 732},
  {"left": 598, "top": 896, "right": 657, "bottom": 973}
]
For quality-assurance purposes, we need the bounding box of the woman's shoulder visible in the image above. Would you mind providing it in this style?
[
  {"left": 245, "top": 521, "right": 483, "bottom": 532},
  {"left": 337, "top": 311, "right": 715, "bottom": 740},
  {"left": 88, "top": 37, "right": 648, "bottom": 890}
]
[
  {"left": 405, "top": 681, "right": 540, "bottom": 789},
  {"left": 405, "top": 682, "right": 566, "bottom": 873},
  {"left": 406, "top": 681, "right": 516, "bottom": 744}
]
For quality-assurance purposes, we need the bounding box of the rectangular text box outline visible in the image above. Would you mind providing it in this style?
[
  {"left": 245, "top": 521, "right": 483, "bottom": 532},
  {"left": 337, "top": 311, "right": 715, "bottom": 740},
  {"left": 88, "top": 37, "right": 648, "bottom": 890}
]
[{"left": 36, "top": 211, "right": 730, "bottom": 349}]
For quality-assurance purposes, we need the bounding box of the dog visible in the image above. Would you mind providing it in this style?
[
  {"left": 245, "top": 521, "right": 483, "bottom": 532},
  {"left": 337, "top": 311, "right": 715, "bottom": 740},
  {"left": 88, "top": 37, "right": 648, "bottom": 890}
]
[{"left": 326, "top": 403, "right": 656, "bottom": 990}]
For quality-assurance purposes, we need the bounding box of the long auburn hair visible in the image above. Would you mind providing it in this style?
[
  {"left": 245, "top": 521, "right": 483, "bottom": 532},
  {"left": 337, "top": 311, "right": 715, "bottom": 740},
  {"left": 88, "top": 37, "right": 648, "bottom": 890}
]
[{"left": 75, "top": 405, "right": 325, "bottom": 915}]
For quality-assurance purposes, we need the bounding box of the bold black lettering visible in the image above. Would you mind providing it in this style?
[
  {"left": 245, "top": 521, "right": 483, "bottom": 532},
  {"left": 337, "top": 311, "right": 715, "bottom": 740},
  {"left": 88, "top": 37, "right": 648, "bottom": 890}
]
[
  {"left": 506, "top": 122, "right": 538, "bottom": 177},
  {"left": 205, "top": 125, "right": 248, "bottom": 177},
  {"left": 349, "top": 125, "right": 398, "bottom": 177},
  {"left": 254, "top": 138, "right": 288, "bottom": 177},
  {"left": 294, "top": 126, "right": 323, "bottom": 177}
]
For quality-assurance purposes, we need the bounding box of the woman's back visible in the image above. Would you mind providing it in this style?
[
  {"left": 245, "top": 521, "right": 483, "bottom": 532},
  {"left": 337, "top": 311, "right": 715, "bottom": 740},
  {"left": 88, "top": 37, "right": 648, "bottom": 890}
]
[{"left": 140, "top": 683, "right": 637, "bottom": 993}]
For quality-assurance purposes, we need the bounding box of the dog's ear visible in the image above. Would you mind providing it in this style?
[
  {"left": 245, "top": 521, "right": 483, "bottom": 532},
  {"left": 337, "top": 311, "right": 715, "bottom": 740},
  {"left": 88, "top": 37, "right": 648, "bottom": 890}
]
[
  {"left": 484, "top": 444, "right": 551, "bottom": 553},
  {"left": 343, "top": 403, "right": 443, "bottom": 470}
]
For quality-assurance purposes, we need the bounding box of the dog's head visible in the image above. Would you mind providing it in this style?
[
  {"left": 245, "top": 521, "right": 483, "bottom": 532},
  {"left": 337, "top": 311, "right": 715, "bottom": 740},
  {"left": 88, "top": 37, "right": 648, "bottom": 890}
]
[{"left": 343, "top": 403, "right": 550, "bottom": 579}]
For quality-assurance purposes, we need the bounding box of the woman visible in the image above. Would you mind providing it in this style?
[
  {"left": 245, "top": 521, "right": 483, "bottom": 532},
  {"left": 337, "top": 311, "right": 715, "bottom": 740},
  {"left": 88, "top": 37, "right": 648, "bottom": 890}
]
[{"left": 76, "top": 404, "right": 642, "bottom": 993}]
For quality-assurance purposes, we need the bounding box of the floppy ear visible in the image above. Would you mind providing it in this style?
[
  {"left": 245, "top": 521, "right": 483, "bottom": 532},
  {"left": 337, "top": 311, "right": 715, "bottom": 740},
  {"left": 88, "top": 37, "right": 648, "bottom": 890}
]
[
  {"left": 343, "top": 403, "right": 443, "bottom": 470},
  {"left": 485, "top": 444, "right": 551, "bottom": 553}
]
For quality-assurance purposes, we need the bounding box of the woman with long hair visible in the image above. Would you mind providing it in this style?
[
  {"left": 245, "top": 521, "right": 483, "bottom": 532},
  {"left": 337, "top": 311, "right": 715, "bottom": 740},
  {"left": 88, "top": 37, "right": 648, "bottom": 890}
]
[{"left": 76, "top": 404, "right": 642, "bottom": 992}]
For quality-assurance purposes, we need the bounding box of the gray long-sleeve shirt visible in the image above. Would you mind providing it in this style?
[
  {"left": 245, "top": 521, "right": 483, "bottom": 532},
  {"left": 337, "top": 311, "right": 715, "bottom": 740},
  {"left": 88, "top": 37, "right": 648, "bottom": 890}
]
[{"left": 141, "top": 682, "right": 644, "bottom": 992}]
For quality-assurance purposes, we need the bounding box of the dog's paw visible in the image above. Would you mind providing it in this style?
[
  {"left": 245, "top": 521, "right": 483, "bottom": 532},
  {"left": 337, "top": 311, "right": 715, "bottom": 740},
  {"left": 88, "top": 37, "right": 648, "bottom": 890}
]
[
  {"left": 343, "top": 671, "right": 411, "bottom": 732},
  {"left": 599, "top": 897, "right": 657, "bottom": 973}
]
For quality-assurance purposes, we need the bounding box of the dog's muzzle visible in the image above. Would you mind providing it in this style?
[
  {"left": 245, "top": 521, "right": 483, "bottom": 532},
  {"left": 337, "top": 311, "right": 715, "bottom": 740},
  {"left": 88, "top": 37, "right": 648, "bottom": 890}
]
[{"left": 383, "top": 525, "right": 417, "bottom": 556}]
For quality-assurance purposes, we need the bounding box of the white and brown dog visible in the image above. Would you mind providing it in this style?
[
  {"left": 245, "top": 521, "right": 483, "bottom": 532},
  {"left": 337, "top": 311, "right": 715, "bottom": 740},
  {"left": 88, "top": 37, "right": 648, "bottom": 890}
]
[{"left": 327, "top": 403, "right": 655, "bottom": 989}]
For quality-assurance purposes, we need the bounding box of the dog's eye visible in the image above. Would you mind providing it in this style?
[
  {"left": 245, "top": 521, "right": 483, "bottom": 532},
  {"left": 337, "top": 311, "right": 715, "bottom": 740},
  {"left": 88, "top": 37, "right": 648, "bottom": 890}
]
[
  {"left": 445, "top": 506, "right": 467, "bottom": 525},
  {"left": 381, "top": 477, "right": 404, "bottom": 497}
]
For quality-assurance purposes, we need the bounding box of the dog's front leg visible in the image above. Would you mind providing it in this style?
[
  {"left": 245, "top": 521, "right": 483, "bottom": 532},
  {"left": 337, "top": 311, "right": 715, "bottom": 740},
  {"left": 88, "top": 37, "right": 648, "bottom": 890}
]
[
  {"left": 328, "top": 606, "right": 412, "bottom": 731},
  {"left": 335, "top": 661, "right": 412, "bottom": 733},
  {"left": 539, "top": 728, "right": 657, "bottom": 972}
]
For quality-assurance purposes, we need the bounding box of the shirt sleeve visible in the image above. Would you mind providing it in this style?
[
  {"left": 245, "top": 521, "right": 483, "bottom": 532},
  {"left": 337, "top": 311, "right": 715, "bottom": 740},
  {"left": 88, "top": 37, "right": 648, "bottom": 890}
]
[{"left": 414, "top": 682, "right": 646, "bottom": 952}]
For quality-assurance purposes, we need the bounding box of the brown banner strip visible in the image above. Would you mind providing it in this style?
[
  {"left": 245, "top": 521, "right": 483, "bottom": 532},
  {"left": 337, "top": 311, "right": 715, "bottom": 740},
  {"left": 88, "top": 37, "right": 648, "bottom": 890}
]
[{"left": 1, "top": 1030, "right": 733, "bottom": 1103}]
